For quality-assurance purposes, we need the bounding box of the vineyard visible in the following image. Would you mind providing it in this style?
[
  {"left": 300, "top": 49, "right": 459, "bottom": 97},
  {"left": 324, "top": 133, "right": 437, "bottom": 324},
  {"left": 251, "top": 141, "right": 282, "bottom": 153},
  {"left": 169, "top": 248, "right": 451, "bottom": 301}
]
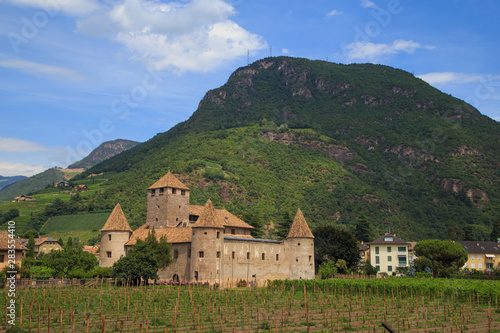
[{"left": 2, "top": 278, "right": 500, "bottom": 332}]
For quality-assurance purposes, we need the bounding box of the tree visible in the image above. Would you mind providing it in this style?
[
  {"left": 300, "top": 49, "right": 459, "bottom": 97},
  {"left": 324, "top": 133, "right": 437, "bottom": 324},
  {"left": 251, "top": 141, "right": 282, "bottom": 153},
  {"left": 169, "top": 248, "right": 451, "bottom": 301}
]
[
  {"left": 313, "top": 226, "right": 360, "bottom": 271},
  {"left": 462, "top": 225, "right": 475, "bottom": 241},
  {"left": 354, "top": 213, "right": 371, "bottom": 242},
  {"left": 276, "top": 211, "right": 293, "bottom": 240},
  {"left": 66, "top": 237, "right": 73, "bottom": 248},
  {"left": 414, "top": 240, "right": 468, "bottom": 278},
  {"left": 318, "top": 260, "right": 337, "bottom": 279},
  {"left": 26, "top": 235, "right": 35, "bottom": 259},
  {"left": 58, "top": 238, "right": 64, "bottom": 247},
  {"left": 112, "top": 230, "right": 172, "bottom": 284},
  {"left": 38, "top": 248, "right": 98, "bottom": 278},
  {"left": 21, "top": 229, "right": 39, "bottom": 239},
  {"left": 491, "top": 218, "right": 500, "bottom": 242},
  {"left": 447, "top": 221, "right": 462, "bottom": 241},
  {"left": 363, "top": 260, "right": 377, "bottom": 276}
]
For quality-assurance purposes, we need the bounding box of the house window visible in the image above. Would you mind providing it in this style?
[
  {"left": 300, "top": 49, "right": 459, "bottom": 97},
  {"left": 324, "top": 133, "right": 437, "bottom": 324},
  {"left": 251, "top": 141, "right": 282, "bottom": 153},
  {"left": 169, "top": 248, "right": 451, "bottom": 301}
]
[
  {"left": 217, "top": 232, "right": 220, "bottom": 239},
  {"left": 398, "top": 257, "right": 407, "bottom": 265},
  {"left": 159, "top": 188, "right": 164, "bottom": 195},
  {"left": 151, "top": 190, "right": 155, "bottom": 197},
  {"left": 375, "top": 247, "right": 379, "bottom": 254},
  {"left": 477, "top": 254, "right": 482, "bottom": 260},
  {"left": 108, "top": 234, "right": 112, "bottom": 241},
  {"left": 199, "top": 251, "right": 204, "bottom": 258},
  {"left": 375, "top": 256, "right": 380, "bottom": 264},
  {"left": 478, "top": 263, "right": 483, "bottom": 269},
  {"left": 247, "top": 252, "right": 250, "bottom": 259},
  {"left": 173, "top": 249, "right": 178, "bottom": 259},
  {"left": 388, "top": 256, "right": 392, "bottom": 262},
  {"left": 471, "top": 263, "right": 475, "bottom": 269},
  {"left": 0, "top": 255, "right": 4, "bottom": 262},
  {"left": 232, "top": 252, "right": 235, "bottom": 259},
  {"left": 216, "top": 251, "right": 220, "bottom": 258},
  {"left": 276, "top": 254, "right": 279, "bottom": 261},
  {"left": 398, "top": 247, "right": 406, "bottom": 252},
  {"left": 172, "top": 188, "right": 177, "bottom": 194},
  {"left": 262, "top": 253, "right": 265, "bottom": 260},
  {"left": 388, "top": 266, "right": 393, "bottom": 272},
  {"left": 181, "top": 190, "right": 185, "bottom": 195},
  {"left": 231, "top": 229, "right": 235, "bottom": 235},
  {"left": 471, "top": 254, "right": 475, "bottom": 260},
  {"left": 387, "top": 247, "right": 392, "bottom": 253},
  {"left": 376, "top": 265, "right": 380, "bottom": 272},
  {"left": 107, "top": 251, "right": 112, "bottom": 258}
]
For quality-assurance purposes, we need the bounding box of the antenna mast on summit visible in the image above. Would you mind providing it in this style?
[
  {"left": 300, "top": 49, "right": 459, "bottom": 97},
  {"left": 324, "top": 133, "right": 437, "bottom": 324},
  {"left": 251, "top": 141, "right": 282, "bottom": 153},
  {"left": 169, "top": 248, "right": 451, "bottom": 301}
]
[
  {"left": 247, "top": 49, "right": 250, "bottom": 65},
  {"left": 270, "top": 45, "right": 272, "bottom": 57}
]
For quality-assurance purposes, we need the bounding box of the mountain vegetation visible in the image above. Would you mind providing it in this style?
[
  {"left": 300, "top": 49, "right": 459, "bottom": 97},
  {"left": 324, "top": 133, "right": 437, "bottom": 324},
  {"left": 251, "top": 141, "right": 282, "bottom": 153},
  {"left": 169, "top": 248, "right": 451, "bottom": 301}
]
[
  {"left": 27, "top": 57, "right": 500, "bottom": 241},
  {"left": 68, "top": 139, "right": 140, "bottom": 169},
  {"left": 0, "top": 175, "right": 26, "bottom": 191}
]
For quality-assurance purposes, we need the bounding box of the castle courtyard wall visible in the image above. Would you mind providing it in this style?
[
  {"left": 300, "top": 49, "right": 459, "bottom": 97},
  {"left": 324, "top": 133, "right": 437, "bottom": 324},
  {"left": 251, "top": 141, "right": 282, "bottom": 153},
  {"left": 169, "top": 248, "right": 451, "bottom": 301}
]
[{"left": 157, "top": 243, "right": 191, "bottom": 281}]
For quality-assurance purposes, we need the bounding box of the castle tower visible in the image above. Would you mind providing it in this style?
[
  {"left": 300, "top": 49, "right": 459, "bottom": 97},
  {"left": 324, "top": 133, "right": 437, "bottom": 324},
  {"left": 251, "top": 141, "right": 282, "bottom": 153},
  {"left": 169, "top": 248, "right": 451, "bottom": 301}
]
[
  {"left": 146, "top": 172, "right": 190, "bottom": 228},
  {"left": 99, "top": 203, "right": 133, "bottom": 267},
  {"left": 190, "top": 199, "right": 224, "bottom": 284},
  {"left": 285, "top": 209, "right": 315, "bottom": 280}
]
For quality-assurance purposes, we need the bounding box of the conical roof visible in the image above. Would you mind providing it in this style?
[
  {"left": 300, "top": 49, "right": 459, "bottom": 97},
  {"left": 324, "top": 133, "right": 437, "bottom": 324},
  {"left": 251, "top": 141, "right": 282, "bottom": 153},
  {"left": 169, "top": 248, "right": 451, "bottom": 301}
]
[
  {"left": 101, "top": 203, "right": 133, "bottom": 232},
  {"left": 147, "top": 172, "right": 190, "bottom": 190},
  {"left": 286, "top": 209, "right": 314, "bottom": 239},
  {"left": 193, "top": 199, "right": 223, "bottom": 228}
]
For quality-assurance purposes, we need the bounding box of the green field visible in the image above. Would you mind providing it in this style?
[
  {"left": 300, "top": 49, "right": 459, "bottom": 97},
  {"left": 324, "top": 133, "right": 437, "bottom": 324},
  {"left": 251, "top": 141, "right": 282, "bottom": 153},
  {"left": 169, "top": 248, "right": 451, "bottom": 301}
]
[
  {"left": 2, "top": 278, "right": 500, "bottom": 332},
  {"left": 39, "top": 212, "right": 110, "bottom": 242}
]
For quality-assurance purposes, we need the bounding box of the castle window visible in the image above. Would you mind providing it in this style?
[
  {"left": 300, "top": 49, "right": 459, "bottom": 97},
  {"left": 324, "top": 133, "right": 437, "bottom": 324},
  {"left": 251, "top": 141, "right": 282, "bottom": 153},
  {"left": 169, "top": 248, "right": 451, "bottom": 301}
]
[
  {"left": 188, "top": 248, "right": 191, "bottom": 258},
  {"left": 108, "top": 234, "right": 111, "bottom": 241},
  {"left": 172, "top": 188, "right": 177, "bottom": 194},
  {"left": 159, "top": 188, "right": 164, "bottom": 195},
  {"left": 276, "top": 254, "right": 279, "bottom": 261},
  {"left": 150, "top": 190, "right": 155, "bottom": 197},
  {"left": 173, "top": 249, "right": 179, "bottom": 259},
  {"left": 232, "top": 252, "right": 235, "bottom": 259},
  {"left": 216, "top": 251, "right": 220, "bottom": 258},
  {"left": 231, "top": 229, "right": 235, "bottom": 235},
  {"left": 176, "top": 218, "right": 179, "bottom": 221},
  {"left": 298, "top": 242, "right": 301, "bottom": 246},
  {"left": 296, "top": 258, "right": 298, "bottom": 262},
  {"left": 247, "top": 252, "right": 250, "bottom": 259},
  {"left": 0, "top": 255, "right": 4, "bottom": 262},
  {"left": 156, "top": 218, "right": 158, "bottom": 222},
  {"left": 107, "top": 251, "right": 112, "bottom": 258},
  {"left": 309, "top": 256, "right": 312, "bottom": 262},
  {"left": 199, "top": 251, "right": 204, "bottom": 258},
  {"left": 181, "top": 190, "right": 185, "bottom": 195},
  {"left": 261, "top": 253, "right": 265, "bottom": 260},
  {"left": 217, "top": 232, "right": 220, "bottom": 239}
]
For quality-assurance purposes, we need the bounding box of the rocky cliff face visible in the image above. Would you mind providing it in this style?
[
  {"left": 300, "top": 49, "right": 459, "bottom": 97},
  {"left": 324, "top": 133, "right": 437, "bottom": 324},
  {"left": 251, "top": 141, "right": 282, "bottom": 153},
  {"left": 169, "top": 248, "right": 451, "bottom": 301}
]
[{"left": 69, "top": 139, "right": 140, "bottom": 170}]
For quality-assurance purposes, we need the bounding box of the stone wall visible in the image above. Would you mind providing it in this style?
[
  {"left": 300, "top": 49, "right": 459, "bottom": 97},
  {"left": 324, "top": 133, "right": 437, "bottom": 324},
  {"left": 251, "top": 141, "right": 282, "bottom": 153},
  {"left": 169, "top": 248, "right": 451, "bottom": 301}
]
[
  {"left": 146, "top": 187, "right": 190, "bottom": 227},
  {"left": 99, "top": 231, "right": 130, "bottom": 267}
]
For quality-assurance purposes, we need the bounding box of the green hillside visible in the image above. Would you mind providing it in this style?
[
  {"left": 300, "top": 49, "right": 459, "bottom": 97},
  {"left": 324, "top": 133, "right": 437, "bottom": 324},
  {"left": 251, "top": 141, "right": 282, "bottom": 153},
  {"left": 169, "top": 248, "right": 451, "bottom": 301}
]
[
  {"left": 0, "top": 175, "right": 26, "bottom": 191},
  {"left": 40, "top": 212, "right": 110, "bottom": 243},
  {"left": 49, "top": 57, "right": 500, "bottom": 240}
]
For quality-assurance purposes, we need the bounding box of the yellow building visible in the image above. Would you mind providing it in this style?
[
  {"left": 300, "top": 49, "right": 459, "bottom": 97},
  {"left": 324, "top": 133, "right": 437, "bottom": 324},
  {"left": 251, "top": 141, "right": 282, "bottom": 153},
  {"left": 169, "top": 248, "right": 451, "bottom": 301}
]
[
  {"left": 35, "top": 237, "right": 64, "bottom": 257},
  {"left": 0, "top": 230, "right": 26, "bottom": 271},
  {"left": 368, "top": 233, "right": 410, "bottom": 275},
  {"left": 456, "top": 241, "right": 500, "bottom": 272}
]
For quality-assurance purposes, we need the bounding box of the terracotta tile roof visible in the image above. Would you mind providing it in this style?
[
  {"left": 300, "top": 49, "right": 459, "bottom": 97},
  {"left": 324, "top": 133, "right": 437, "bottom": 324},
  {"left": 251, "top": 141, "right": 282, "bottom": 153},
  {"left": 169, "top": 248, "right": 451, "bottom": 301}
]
[
  {"left": 218, "top": 209, "right": 254, "bottom": 229},
  {"left": 368, "top": 233, "right": 408, "bottom": 245},
  {"left": 34, "top": 237, "right": 58, "bottom": 246},
  {"left": 224, "top": 234, "right": 254, "bottom": 239},
  {"left": 189, "top": 205, "right": 253, "bottom": 229},
  {"left": 148, "top": 172, "right": 190, "bottom": 190},
  {"left": 101, "top": 203, "right": 133, "bottom": 233},
  {"left": 456, "top": 241, "right": 500, "bottom": 254},
  {"left": 286, "top": 209, "right": 314, "bottom": 239},
  {"left": 0, "top": 231, "right": 27, "bottom": 251},
  {"left": 193, "top": 199, "right": 223, "bottom": 228},
  {"left": 126, "top": 224, "right": 192, "bottom": 246}
]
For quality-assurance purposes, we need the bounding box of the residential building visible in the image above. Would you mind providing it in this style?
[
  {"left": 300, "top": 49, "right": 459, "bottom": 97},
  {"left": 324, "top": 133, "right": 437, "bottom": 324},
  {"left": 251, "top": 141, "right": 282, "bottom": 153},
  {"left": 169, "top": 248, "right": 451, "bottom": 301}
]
[
  {"left": 456, "top": 241, "right": 500, "bottom": 272},
  {"left": 368, "top": 233, "right": 409, "bottom": 275},
  {"left": 0, "top": 230, "right": 26, "bottom": 271}
]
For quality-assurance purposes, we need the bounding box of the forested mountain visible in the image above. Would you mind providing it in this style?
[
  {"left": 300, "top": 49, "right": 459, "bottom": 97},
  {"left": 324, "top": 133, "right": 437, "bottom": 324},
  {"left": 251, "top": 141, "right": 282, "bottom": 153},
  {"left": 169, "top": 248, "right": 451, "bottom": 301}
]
[
  {"left": 0, "top": 175, "right": 26, "bottom": 191},
  {"left": 73, "top": 57, "right": 500, "bottom": 241},
  {"left": 68, "top": 139, "right": 140, "bottom": 169}
]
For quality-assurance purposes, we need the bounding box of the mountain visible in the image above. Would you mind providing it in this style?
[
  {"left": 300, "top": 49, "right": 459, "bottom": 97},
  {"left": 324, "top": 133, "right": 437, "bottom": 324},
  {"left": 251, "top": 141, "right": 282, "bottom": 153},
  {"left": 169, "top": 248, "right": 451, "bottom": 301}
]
[
  {"left": 73, "top": 57, "right": 499, "bottom": 240},
  {"left": 68, "top": 139, "right": 140, "bottom": 169},
  {"left": 0, "top": 175, "right": 26, "bottom": 191},
  {"left": 0, "top": 168, "right": 66, "bottom": 203}
]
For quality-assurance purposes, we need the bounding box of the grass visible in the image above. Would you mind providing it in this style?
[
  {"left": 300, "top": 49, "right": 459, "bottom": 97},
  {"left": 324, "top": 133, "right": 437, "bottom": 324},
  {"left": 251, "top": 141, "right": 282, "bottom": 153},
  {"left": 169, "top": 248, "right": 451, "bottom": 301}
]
[{"left": 41, "top": 213, "right": 110, "bottom": 233}]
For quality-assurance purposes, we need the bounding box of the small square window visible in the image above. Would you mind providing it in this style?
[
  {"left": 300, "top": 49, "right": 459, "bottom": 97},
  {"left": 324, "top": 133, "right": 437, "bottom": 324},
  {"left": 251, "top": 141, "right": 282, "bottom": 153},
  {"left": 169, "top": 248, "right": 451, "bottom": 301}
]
[
  {"left": 232, "top": 252, "right": 235, "bottom": 259},
  {"left": 276, "top": 254, "right": 279, "bottom": 261},
  {"left": 387, "top": 247, "right": 392, "bottom": 253},
  {"left": 247, "top": 252, "right": 250, "bottom": 259},
  {"left": 181, "top": 190, "right": 185, "bottom": 195},
  {"left": 108, "top": 234, "right": 111, "bottom": 241},
  {"left": 173, "top": 249, "right": 179, "bottom": 259},
  {"left": 231, "top": 229, "right": 235, "bottom": 235},
  {"left": 262, "top": 253, "right": 265, "bottom": 260},
  {"left": 388, "top": 256, "right": 392, "bottom": 262},
  {"left": 309, "top": 255, "right": 312, "bottom": 262},
  {"left": 375, "top": 247, "right": 379, "bottom": 254},
  {"left": 216, "top": 251, "right": 220, "bottom": 258},
  {"left": 0, "top": 255, "right": 4, "bottom": 262},
  {"left": 388, "top": 266, "right": 392, "bottom": 272},
  {"left": 188, "top": 248, "right": 191, "bottom": 258},
  {"left": 199, "top": 251, "right": 204, "bottom": 258},
  {"left": 107, "top": 251, "right": 112, "bottom": 258},
  {"left": 217, "top": 232, "right": 220, "bottom": 239}
]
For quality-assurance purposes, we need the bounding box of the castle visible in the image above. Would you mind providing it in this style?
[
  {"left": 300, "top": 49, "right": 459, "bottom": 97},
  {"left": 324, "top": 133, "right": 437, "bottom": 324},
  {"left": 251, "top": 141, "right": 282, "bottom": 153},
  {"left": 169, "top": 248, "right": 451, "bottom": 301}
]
[{"left": 99, "top": 172, "right": 315, "bottom": 286}]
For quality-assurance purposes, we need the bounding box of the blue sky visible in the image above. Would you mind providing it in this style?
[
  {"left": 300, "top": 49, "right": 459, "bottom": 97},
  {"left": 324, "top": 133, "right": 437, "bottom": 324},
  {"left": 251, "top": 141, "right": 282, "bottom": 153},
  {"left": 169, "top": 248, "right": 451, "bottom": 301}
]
[{"left": 0, "top": 0, "right": 498, "bottom": 176}]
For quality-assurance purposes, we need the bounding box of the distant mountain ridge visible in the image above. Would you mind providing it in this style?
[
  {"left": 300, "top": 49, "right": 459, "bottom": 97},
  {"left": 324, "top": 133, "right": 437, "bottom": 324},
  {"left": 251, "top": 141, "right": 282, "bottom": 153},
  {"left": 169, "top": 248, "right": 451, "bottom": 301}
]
[
  {"left": 0, "top": 175, "right": 27, "bottom": 191},
  {"left": 68, "top": 139, "right": 140, "bottom": 169},
  {"left": 62, "top": 57, "right": 500, "bottom": 240}
]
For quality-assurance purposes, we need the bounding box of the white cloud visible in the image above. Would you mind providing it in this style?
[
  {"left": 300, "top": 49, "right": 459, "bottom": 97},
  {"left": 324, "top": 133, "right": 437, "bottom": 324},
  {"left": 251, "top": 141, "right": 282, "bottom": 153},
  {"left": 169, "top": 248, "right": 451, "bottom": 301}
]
[
  {"left": 327, "top": 9, "right": 343, "bottom": 16},
  {"left": 493, "top": 117, "right": 500, "bottom": 122},
  {"left": 417, "top": 72, "right": 500, "bottom": 85},
  {"left": 0, "top": 162, "right": 46, "bottom": 177},
  {"left": 360, "top": 0, "right": 377, "bottom": 9},
  {"left": 77, "top": 0, "right": 267, "bottom": 73},
  {"left": 0, "top": 59, "right": 85, "bottom": 81},
  {"left": 344, "top": 40, "right": 435, "bottom": 62},
  {"left": 0, "top": 137, "right": 48, "bottom": 152},
  {"left": 2, "top": 0, "right": 100, "bottom": 16},
  {"left": 281, "top": 48, "right": 290, "bottom": 55}
]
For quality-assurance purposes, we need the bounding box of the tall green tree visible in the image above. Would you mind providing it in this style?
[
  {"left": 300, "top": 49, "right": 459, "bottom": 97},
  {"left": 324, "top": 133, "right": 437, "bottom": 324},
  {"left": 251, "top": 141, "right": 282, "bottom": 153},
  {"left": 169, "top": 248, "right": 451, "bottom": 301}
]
[
  {"left": 491, "top": 218, "right": 500, "bottom": 242},
  {"left": 354, "top": 213, "right": 371, "bottom": 242},
  {"left": 447, "top": 221, "right": 462, "bottom": 241},
  {"left": 112, "top": 230, "right": 172, "bottom": 284},
  {"left": 414, "top": 239, "right": 468, "bottom": 278},
  {"left": 276, "top": 211, "right": 293, "bottom": 240},
  {"left": 38, "top": 248, "right": 98, "bottom": 278},
  {"left": 313, "top": 226, "right": 360, "bottom": 271},
  {"left": 26, "top": 235, "right": 35, "bottom": 259}
]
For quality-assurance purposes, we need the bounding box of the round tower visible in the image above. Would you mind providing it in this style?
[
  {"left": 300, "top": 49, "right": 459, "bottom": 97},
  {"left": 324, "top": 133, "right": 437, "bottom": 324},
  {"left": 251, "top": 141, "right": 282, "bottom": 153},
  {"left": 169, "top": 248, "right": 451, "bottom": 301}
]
[
  {"left": 190, "top": 199, "right": 224, "bottom": 285},
  {"left": 99, "top": 203, "right": 133, "bottom": 267},
  {"left": 284, "top": 209, "right": 315, "bottom": 280}
]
